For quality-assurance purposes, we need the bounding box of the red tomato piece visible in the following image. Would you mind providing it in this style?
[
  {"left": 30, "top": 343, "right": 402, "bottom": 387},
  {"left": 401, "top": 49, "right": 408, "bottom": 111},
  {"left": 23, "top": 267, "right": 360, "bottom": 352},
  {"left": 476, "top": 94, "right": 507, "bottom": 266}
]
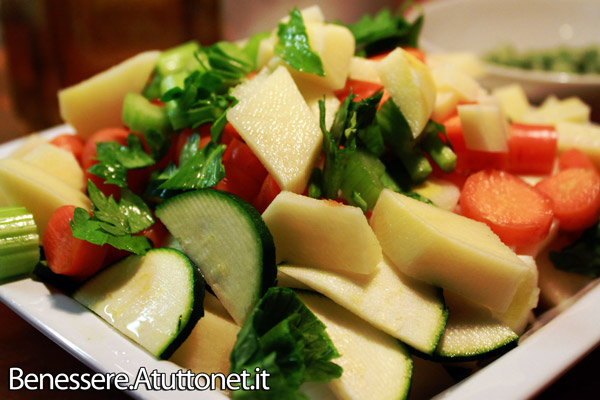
[
  {"left": 222, "top": 138, "right": 268, "bottom": 185},
  {"left": 441, "top": 113, "right": 466, "bottom": 151},
  {"left": 221, "top": 122, "right": 243, "bottom": 146},
  {"left": 334, "top": 79, "right": 384, "bottom": 103},
  {"left": 174, "top": 126, "right": 212, "bottom": 165},
  {"left": 253, "top": 174, "right": 282, "bottom": 214},
  {"left": 81, "top": 127, "right": 130, "bottom": 171}
]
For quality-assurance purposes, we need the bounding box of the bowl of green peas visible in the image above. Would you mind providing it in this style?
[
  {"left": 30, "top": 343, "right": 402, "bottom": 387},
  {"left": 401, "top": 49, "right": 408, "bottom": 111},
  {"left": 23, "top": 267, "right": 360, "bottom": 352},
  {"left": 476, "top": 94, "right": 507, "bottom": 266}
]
[{"left": 419, "top": 0, "right": 600, "bottom": 104}]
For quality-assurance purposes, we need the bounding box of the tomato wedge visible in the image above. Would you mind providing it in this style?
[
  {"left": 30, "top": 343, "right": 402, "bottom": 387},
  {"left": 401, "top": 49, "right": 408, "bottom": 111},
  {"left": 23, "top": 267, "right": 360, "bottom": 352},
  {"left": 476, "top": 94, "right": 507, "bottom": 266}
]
[{"left": 253, "top": 174, "right": 282, "bottom": 213}]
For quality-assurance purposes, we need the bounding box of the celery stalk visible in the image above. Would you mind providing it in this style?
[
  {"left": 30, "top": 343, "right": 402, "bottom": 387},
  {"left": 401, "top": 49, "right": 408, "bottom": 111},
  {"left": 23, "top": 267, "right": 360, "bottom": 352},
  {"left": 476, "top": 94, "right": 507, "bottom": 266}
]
[{"left": 0, "top": 207, "right": 40, "bottom": 280}]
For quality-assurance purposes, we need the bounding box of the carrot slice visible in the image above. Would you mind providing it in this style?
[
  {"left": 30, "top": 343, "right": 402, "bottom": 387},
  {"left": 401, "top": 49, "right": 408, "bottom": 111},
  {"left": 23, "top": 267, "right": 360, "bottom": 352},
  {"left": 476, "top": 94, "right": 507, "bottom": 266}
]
[
  {"left": 558, "top": 148, "right": 598, "bottom": 172},
  {"left": 535, "top": 168, "right": 600, "bottom": 231},
  {"left": 43, "top": 205, "right": 108, "bottom": 278},
  {"left": 460, "top": 169, "right": 554, "bottom": 247}
]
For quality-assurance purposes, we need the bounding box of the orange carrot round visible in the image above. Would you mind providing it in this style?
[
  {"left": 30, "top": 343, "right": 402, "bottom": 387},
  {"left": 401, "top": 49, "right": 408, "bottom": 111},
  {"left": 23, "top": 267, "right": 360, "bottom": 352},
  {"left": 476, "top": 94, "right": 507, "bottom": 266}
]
[
  {"left": 460, "top": 169, "right": 554, "bottom": 247},
  {"left": 558, "top": 148, "right": 597, "bottom": 172},
  {"left": 43, "top": 205, "right": 108, "bottom": 278},
  {"left": 535, "top": 168, "right": 600, "bottom": 231}
]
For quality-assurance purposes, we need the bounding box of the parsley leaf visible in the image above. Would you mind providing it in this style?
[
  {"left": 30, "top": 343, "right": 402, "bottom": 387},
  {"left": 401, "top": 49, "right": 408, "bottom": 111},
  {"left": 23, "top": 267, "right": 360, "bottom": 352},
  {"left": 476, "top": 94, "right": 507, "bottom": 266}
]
[
  {"left": 70, "top": 181, "right": 154, "bottom": 255},
  {"left": 88, "top": 134, "right": 155, "bottom": 188},
  {"left": 205, "top": 41, "right": 254, "bottom": 86},
  {"left": 550, "top": 220, "right": 600, "bottom": 277},
  {"left": 345, "top": 9, "right": 424, "bottom": 57},
  {"left": 158, "top": 133, "right": 226, "bottom": 190},
  {"left": 160, "top": 70, "right": 237, "bottom": 133},
  {"left": 275, "top": 8, "right": 325, "bottom": 76},
  {"left": 229, "top": 287, "right": 342, "bottom": 399},
  {"left": 319, "top": 91, "right": 382, "bottom": 199}
]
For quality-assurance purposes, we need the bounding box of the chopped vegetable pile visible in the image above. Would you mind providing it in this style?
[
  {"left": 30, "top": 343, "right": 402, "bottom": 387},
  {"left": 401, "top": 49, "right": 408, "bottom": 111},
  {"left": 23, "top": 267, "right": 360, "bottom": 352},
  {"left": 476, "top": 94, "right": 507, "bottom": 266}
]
[{"left": 0, "top": 4, "right": 599, "bottom": 400}]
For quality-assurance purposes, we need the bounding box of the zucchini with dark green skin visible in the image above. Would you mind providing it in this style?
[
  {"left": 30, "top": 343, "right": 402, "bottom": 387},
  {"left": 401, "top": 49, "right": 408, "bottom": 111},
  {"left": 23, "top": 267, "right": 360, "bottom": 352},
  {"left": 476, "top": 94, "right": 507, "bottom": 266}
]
[
  {"left": 428, "top": 291, "right": 518, "bottom": 362},
  {"left": 73, "top": 248, "right": 204, "bottom": 359},
  {"left": 156, "top": 189, "right": 277, "bottom": 325}
]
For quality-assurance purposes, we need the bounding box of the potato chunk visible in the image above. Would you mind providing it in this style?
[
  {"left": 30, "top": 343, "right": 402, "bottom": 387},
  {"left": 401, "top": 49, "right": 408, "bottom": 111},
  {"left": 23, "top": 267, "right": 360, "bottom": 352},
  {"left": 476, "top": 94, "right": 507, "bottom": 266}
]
[
  {"left": 58, "top": 51, "right": 160, "bottom": 138},
  {"left": 370, "top": 189, "right": 529, "bottom": 312},
  {"left": 263, "top": 191, "right": 382, "bottom": 275},
  {"left": 227, "top": 66, "right": 322, "bottom": 193}
]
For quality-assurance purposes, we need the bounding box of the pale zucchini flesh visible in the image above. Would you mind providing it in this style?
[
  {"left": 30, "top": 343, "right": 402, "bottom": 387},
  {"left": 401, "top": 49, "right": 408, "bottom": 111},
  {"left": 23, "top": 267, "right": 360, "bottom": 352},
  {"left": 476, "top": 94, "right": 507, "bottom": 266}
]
[
  {"left": 156, "top": 189, "right": 276, "bottom": 325},
  {"left": 298, "top": 291, "right": 413, "bottom": 400},
  {"left": 279, "top": 257, "right": 448, "bottom": 355},
  {"left": 433, "top": 291, "right": 518, "bottom": 361},
  {"left": 73, "top": 248, "right": 204, "bottom": 359}
]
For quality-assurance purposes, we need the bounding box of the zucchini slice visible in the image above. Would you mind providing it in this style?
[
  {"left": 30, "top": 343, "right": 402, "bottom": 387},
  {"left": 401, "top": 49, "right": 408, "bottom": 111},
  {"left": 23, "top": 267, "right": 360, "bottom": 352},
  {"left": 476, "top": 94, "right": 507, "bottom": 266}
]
[
  {"left": 73, "top": 248, "right": 204, "bottom": 359},
  {"left": 433, "top": 291, "right": 518, "bottom": 361},
  {"left": 279, "top": 257, "right": 448, "bottom": 354},
  {"left": 156, "top": 189, "right": 276, "bottom": 325},
  {"left": 297, "top": 291, "right": 413, "bottom": 400}
]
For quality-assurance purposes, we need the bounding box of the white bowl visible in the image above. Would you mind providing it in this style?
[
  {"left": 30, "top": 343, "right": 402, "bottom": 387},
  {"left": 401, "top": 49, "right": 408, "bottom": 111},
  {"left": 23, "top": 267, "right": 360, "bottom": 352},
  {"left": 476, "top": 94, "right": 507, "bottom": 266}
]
[{"left": 418, "top": 0, "right": 600, "bottom": 103}]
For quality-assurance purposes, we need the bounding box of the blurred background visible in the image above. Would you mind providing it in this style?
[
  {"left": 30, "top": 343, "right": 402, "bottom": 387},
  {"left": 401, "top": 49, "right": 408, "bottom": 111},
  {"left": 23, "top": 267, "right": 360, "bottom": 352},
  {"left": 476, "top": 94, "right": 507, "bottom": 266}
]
[
  {"left": 0, "top": 0, "right": 598, "bottom": 399},
  {"left": 0, "top": 0, "right": 397, "bottom": 142}
]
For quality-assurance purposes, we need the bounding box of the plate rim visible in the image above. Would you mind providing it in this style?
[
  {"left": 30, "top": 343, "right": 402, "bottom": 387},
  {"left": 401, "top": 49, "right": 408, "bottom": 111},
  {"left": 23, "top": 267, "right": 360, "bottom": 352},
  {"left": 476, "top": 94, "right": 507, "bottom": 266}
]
[{"left": 1, "top": 125, "right": 599, "bottom": 399}]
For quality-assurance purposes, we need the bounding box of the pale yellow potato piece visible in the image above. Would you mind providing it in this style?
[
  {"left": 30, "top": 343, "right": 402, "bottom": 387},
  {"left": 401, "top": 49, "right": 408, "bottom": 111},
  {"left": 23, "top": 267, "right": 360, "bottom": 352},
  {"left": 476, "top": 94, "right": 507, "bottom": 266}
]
[
  {"left": 280, "top": 5, "right": 325, "bottom": 24},
  {"left": 457, "top": 103, "right": 509, "bottom": 152},
  {"left": 492, "top": 83, "right": 531, "bottom": 122},
  {"left": 279, "top": 257, "right": 447, "bottom": 354},
  {"left": 348, "top": 56, "right": 381, "bottom": 84},
  {"left": 521, "top": 96, "right": 590, "bottom": 125},
  {"left": 22, "top": 143, "right": 84, "bottom": 192},
  {"left": 256, "top": 6, "right": 328, "bottom": 71},
  {"left": 262, "top": 191, "right": 382, "bottom": 275},
  {"left": 10, "top": 134, "right": 48, "bottom": 158},
  {"left": 431, "top": 63, "right": 482, "bottom": 102},
  {"left": 170, "top": 293, "right": 239, "bottom": 375},
  {"left": 231, "top": 68, "right": 270, "bottom": 100},
  {"left": 412, "top": 177, "right": 460, "bottom": 211},
  {"left": 427, "top": 52, "right": 485, "bottom": 78},
  {"left": 227, "top": 66, "right": 322, "bottom": 193},
  {"left": 493, "top": 255, "right": 539, "bottom": 334},
  {"left": 556, "top": 121, "right": 600, "bottom": 168},
  {"left": 431, "top": 91, "right": 459, "bottom": 123},
  {"left": 370, "top": 189, "right": 529, "bottom": 312},
  {"left": 297, "top": 79, "right": 340, "bottom": 130},
  {"left": 377, "top": 48, "right": 436, "bottom": 138},
  {"left": 0, "top": 158, "right": 90, "bottom": 238},
  {"left": 255, "top": 34, "right": 276, "bottom": 70},
  {"left": 58, "top": 50, "right": 160, "bottom": 139},
  {"left": 298, "top": 292, "right": 412, "bottom": 400},
  {"left": 290, "top": 22, "right": 355, "bottom": 91}
]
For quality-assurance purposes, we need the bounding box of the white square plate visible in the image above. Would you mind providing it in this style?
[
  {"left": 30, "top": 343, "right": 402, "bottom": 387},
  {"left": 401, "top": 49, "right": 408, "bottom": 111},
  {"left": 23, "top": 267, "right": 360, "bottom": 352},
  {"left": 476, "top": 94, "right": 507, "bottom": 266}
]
[{"left": 1, "top": 126, "right": 599, "bottom": 399}]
